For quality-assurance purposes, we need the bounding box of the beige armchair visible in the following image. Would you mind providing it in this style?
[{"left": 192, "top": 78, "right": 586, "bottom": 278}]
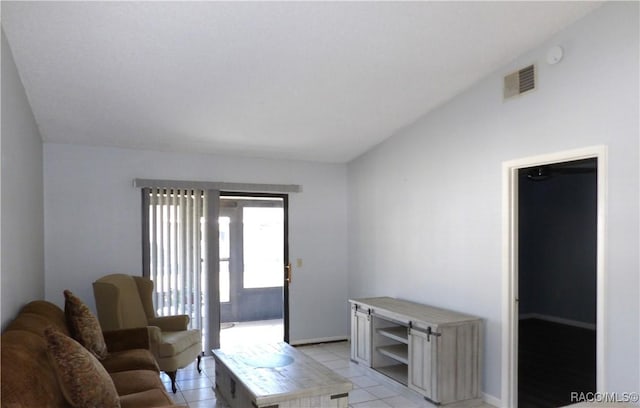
[{"left": 93, "top": 273, "right": 202, "bottom": 393}]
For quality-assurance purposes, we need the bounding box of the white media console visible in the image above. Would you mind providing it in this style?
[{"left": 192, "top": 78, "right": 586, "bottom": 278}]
[{"left": 349, "top": 297, "right": 482, "bottom": 406}]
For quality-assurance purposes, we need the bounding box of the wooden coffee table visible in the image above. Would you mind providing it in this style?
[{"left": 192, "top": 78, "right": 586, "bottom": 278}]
[{"left": 212, "top": 342, "right": 352, "bottom": 408}]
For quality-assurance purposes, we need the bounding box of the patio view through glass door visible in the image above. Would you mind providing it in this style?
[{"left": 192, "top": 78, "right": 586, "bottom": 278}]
[{"left": 218, "top": 194, "right": 288, "bottom": 347}]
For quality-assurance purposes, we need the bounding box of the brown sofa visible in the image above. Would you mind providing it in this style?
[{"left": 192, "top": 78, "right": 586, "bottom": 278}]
[{"left": 1, "top": 300, "right": 186, "bottom": 408}]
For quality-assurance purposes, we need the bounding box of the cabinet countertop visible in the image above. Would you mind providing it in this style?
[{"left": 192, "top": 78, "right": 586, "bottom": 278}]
[{"left": 350, "top": 297, "right": 480, "bottom": 326}]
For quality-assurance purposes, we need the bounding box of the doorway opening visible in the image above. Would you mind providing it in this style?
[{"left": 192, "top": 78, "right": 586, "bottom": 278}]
[
  {"left": 218, "top": 193, "right": 289, "bottom": 348},
  {"left": 502, "top": 146, "right": 606, "bottom": 407},
  {"left": 517, "top": 158, "right": 597, "bottom": 407}
]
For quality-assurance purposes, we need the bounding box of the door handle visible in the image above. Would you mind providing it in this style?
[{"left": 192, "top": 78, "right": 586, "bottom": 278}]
[{"left": 285, "top": 263, "right": 292, "bottom": 284}]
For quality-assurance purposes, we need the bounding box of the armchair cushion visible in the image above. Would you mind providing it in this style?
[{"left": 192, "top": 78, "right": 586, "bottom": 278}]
[
  {"left": 64, "top": 290, "right": 108, "bottom": 359},
  {"left": 158, "top": 330, "right": 202, "bottom": 358},
  {"left": 45, "top": 327, "right": 120, "bottom": 408}
]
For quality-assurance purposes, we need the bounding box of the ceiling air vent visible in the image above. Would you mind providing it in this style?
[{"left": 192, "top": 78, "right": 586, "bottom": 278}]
[{"left": 504, "top": 64, "right": 536, "bottom": 100}]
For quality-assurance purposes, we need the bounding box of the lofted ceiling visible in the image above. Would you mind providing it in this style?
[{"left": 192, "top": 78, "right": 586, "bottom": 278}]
[{"left": 2, "top": 1, "right": 602, "bottom": 163}]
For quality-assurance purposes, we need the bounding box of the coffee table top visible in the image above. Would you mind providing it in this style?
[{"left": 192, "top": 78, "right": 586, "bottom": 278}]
[{"left": 212, "top": 342, "right": 352, "bottom": 405}]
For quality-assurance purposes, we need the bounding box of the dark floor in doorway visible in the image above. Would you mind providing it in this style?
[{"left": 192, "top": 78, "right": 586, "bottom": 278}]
[{"left": 518, "top": 318, "right": 596, "bottom": 408}]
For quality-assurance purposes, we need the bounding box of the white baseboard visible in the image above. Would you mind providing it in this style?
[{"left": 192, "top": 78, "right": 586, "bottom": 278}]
[
  {"left": 289, "top": 335, "right": 348, "bottom": 346},
  {"left": 519, "top": 313, "right": 596, "bottom": 331},
  {"left": 483, "top": 392, "right": 501, "bottom": 407}
]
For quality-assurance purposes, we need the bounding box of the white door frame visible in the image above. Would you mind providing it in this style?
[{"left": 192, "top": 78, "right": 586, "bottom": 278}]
[{"left": 501, "top": 145, "right": 607, "bottom": 407}]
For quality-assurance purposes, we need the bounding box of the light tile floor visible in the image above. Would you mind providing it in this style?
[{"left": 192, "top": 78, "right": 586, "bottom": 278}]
[
  {"left": 220, "top": 319, "right": 284, "bottom": 348},
  {"left": 161, "top": 340, "right": 495, "bottom": 408}
]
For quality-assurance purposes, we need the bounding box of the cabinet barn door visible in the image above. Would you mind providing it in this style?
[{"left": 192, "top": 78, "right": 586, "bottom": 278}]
[
  {"left": 408, "top": 327, "right": 437, "bottom": 401},
  {"left": 350, "top": 305, "right": 371, "bottom": 366}
]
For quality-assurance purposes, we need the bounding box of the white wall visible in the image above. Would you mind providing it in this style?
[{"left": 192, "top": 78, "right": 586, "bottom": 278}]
[
  {"left": 348, "top": 2, "right": 639, "bottom": 401},
  {"left": 1, "top": 29, "right": 45, "bottom": 329},
  {"left": 43, "top": 144, "right": 348, "bottom": 343}
]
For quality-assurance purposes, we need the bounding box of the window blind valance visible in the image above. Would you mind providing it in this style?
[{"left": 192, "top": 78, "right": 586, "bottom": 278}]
[{"left": 133, "top": 178, "right": 302, "bottom": 193}]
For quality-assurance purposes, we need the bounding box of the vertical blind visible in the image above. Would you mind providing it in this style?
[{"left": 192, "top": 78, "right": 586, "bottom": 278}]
[{"left": 145, "top": 188, "right": 208, "bottom": 332}]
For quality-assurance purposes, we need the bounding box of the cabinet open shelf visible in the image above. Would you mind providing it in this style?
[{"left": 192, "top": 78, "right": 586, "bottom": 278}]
[
  {"left": 377, "top": 326, "right": 408, "bottom": 344},
  {"left": 377, "top": 344, "right": 408, "bottom": 364},
  {"left": 376, "top": 364, "right": 408, "bottom": 386}
]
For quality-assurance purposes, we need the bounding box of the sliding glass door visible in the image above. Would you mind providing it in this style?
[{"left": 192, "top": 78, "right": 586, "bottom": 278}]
[{"left": 142, "top": 188, "right": 289, "bottom": 352}]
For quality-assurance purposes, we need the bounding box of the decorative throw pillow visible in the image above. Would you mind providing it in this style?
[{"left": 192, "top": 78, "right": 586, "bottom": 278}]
[
  {"left": 64, "top": 289, "right": 108, "bottom": 359},
  {"left": 44, "top": 327, "right": 121, "bottom": 408}
]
